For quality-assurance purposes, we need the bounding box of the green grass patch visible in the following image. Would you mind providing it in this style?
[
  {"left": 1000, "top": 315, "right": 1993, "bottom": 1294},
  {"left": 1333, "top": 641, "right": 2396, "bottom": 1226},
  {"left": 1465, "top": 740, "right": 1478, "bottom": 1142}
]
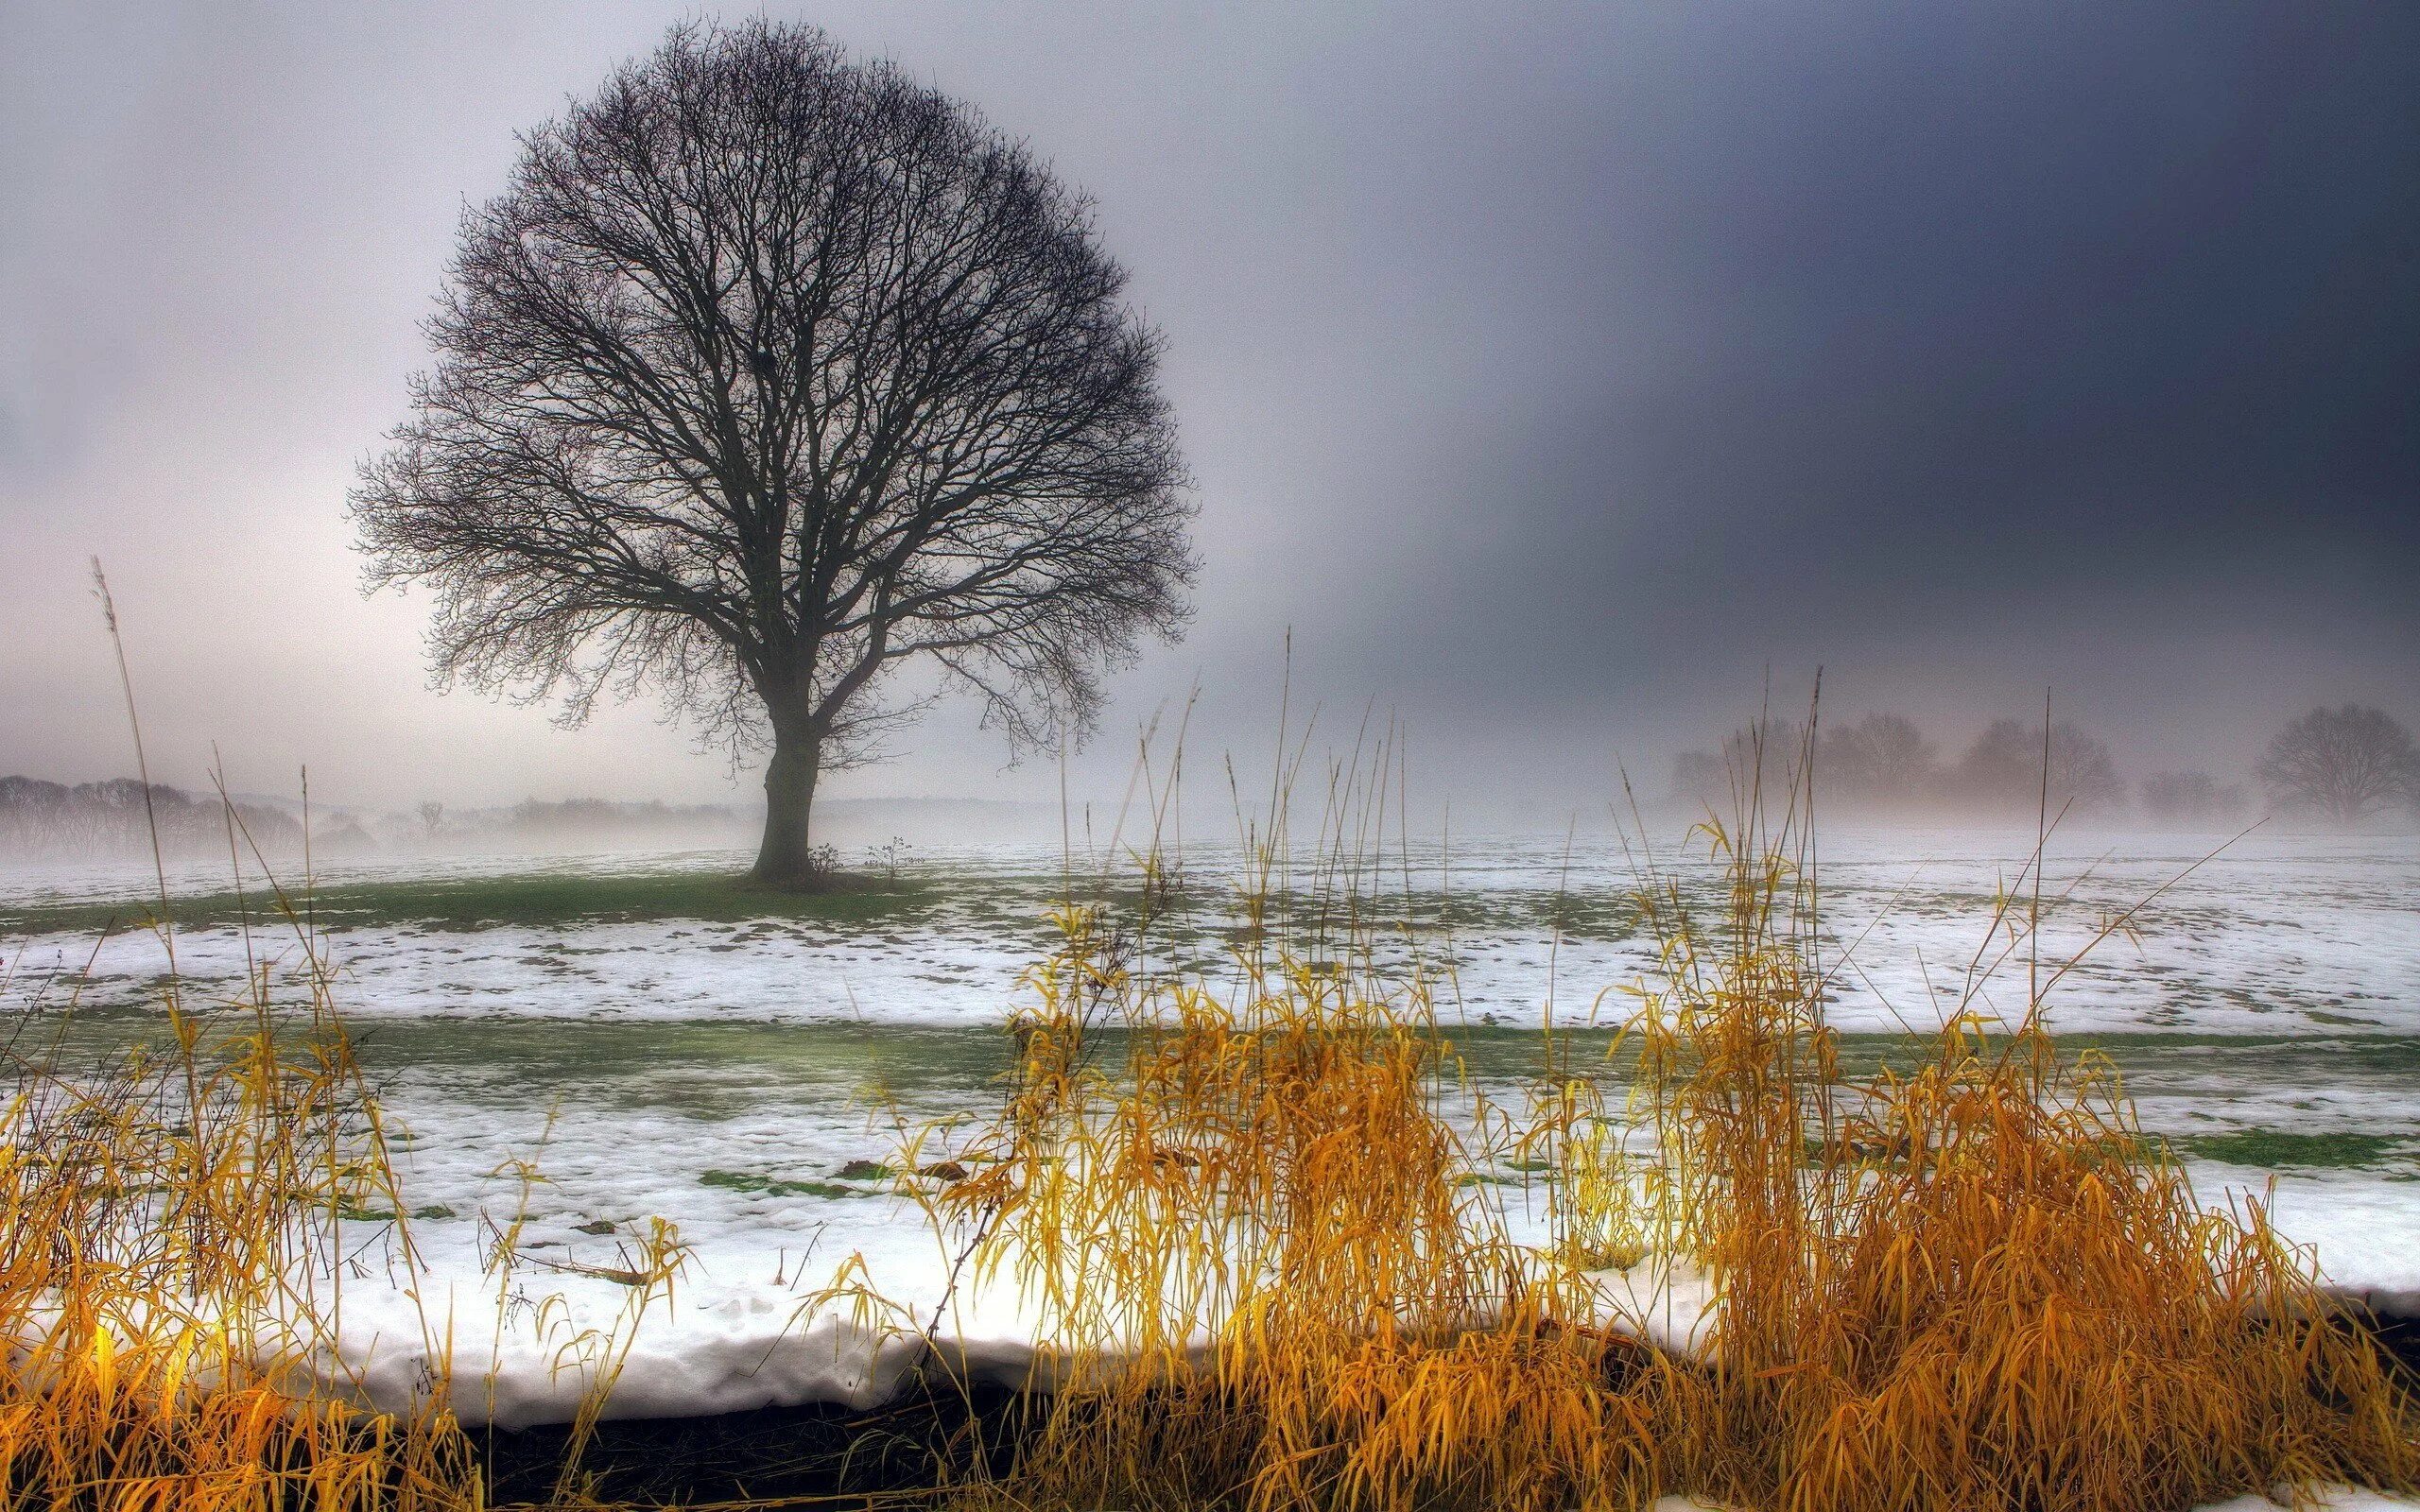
[
  {"left": 699, "top": 1168, "right": 869, "bottom": 1200},
  {"left": 2178, "top": 1130, "right": 2409, "bottom": 1170},
  {"left": 0, "top": 868, "right": 995, "bottom": 936}
]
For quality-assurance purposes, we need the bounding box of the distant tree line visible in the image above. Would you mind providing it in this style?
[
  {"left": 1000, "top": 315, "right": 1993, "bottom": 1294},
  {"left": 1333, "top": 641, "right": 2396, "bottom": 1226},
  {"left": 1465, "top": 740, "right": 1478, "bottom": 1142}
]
[
  {"left": 0, "top": 779, "right": 757, "bottom": 863},
  {"left": 1667, "top": 703, "right": 2420, "bottom": 829},
  {"left": 0, "top": 777, "right": 320, "bottom": 860},
  {"left": 412, "top": 798, "right": 748, "bottom": 846}
]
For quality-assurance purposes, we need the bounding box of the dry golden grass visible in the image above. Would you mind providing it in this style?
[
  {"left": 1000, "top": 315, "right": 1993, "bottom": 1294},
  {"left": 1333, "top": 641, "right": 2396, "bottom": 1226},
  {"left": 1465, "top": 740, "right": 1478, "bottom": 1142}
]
[
  {"left": 0, "top": 833, "right": 707, "bottom": 1509},
  {"left": 1625, "top": 792, "right": 2419, "bottom": 1512},
  {"left": 910, "top": 721, "right": 2418, "bottom": 1512},
  {"left": 920, "top": 900, "right": 1667, "bottom": 1512},
  {"left": 0, "top": 574, "right": 698, "bottom": 1511},
  {"left": 0, "top": 907, "right": 486, "bottom": 1510}
]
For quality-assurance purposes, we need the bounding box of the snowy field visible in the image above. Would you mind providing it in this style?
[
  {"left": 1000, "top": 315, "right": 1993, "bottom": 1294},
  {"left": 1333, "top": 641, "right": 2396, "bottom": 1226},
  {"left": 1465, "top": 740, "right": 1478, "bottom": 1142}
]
[
  {"left": 3, "top": 826, "right": 2416, "bottom": 1423},
  {"left": 9, "top": 827, "right": 2416, "bottom": 1035}
]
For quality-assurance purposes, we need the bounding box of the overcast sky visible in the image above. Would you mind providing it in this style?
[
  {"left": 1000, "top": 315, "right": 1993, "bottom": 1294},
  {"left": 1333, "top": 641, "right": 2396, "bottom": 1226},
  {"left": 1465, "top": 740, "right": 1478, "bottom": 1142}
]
[{"left": 3, "top": 1, "right": 2413, "bottom": 819}]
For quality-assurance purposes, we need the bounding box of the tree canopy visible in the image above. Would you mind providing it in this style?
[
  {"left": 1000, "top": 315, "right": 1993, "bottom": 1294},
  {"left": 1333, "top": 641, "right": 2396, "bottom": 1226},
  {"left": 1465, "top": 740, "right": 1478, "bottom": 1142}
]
[{"left": 353, "top": 21, "right": 1194, "bottom": 882}]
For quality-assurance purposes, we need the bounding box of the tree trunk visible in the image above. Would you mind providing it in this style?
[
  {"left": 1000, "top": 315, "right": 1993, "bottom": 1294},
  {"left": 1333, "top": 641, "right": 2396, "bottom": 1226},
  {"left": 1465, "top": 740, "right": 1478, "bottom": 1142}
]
[{"left": 752, "top": 725, "right": 823, "bottom": 886}]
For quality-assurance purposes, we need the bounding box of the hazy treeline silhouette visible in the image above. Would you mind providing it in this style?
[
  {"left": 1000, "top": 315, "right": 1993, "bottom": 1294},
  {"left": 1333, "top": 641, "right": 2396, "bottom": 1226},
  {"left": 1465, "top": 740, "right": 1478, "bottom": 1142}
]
[
  {"left": 1669, "top": 713, "right": 2166, "bottom": 822},
  {"left": 9, "top": 704, "right": 2410, "bottom": 867},
  {"left": 416, "top": 798, "right": 751, "bottom": 848},
  {"left": 0, "top": 776, "right": 334, "bottom": 861},
  {"left": 0, "top": 781, "right": 756, "bottom": 864},
  {"left": 1670, "top": 703, "right": 2420, "bottom": 829},
  {"left": 0, "top": 780, "right": 1082, "bottom": 866}
]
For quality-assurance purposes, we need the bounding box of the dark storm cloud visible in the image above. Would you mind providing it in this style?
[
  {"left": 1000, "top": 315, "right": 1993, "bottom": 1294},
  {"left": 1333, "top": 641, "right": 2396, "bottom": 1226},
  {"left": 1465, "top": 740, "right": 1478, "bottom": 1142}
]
[
  {"left": 0, "top": 1, "right": 2411, "bottom": 812},
  {"left": 1333, "top": 3, "right": 2419, "bottom": 726}
]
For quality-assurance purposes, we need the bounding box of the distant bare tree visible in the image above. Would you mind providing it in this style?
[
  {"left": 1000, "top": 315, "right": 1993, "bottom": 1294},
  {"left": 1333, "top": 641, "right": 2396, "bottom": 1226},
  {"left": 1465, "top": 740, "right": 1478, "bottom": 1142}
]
[
  {"left": 1668, "top": 748, "right": 1724, "bottom": 812},
  {"left": 2256, "top": 705, "right": 2418, "bottom": 827},
  {"left": 416, "top": 799, "right": 444, "bottom": 839},
  {"left": 1668, "top": 718, "right": 1807, "bottom": 820},
  {"left": 352, "top": 21, "right": 1193, "bottom": 885},
  {"left": 1725, "top": 716, "right": 1807, "bottom": 805},
  {"left": 2046, "top": 723, "right": 2125, "bottom": 816},
  {"left": 1950, "top": 719, "right": 2034, "bottom": 812},
  {"left": 1952, "top": 719, "right": 2124, "bottom": 817},
  {"left": 2139, "top": 771, "right": 2248, "bottom": 828},
  {"left": 1816, "top": 712, "right": 1940, "bottom": 809}
]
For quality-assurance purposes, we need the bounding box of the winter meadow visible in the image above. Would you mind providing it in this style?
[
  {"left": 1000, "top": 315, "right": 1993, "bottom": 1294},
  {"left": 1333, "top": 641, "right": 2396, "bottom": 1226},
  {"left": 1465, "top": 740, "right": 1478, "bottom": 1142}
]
[{"left": 4, "top": 9, "right": 2417, "bottom": 1511}]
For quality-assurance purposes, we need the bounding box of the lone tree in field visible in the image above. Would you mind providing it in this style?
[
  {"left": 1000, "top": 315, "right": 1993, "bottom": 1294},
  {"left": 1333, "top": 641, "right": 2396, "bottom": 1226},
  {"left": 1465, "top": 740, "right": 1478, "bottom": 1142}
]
[
  {"left": 353, "top": 22, "right": 1193, "bottom": 885},
  {"left": 2256, "top": 704, "right": 2418, "bottom": 827}
]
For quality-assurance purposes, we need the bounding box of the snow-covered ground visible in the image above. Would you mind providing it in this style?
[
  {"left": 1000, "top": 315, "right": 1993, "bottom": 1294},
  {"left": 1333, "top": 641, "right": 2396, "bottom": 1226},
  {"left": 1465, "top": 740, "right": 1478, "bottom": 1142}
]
[
  {"left": 4, "top": 826, "right": 2416, "bottom": 1423},
  {"left": 9, "top": 828, "right": 2414, "bottom": 1035}
]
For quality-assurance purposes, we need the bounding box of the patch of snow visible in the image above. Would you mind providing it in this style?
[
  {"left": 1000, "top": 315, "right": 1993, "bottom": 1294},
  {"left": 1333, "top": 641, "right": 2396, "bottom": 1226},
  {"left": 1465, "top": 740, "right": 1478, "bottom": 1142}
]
[
  {"left": 2195, "top": 1490, "right": 2420, "bottom": 1512},
  {"left": 1579, "top": 1258, "right": 1719, "bottom": 1357}
]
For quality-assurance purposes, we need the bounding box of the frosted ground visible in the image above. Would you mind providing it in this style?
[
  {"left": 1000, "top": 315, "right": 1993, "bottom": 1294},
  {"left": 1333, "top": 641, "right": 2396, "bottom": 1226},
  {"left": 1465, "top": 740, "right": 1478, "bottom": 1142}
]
[{"left": 2, "top": 827, "right": 2416, "bottom": 1424}]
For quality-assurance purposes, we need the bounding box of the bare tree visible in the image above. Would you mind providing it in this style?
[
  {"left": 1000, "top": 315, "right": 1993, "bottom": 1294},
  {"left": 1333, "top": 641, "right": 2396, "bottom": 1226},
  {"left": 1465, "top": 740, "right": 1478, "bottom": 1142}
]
[
  {"left": 1668, "top": 748, "right": 1725, "bottom": 812},
  {"left": 1816, "top": 712, "right": 1940, "bottom": 810},
  {"left": 2139, "top": 771, "right": 2248, "bottom": 828},
  {"left": 352, "top": 22, "right": 1193, "bottom": 885},
  {"left": 1668, "top": 717, "right": 1806, "bottom": 821},
  {"left": 416, "top": 799, "right": 444, "bottom": 839},
  {"left": 1949, "top": 719, "right": 2034, "bottom": 812},
  {"left": 2256, "top": 705, "right": 2418, "bottom": 827},
  {"left": 2044, "top": 722, "right": 2126, "bottom": 816},
  {"left": 1725, "top": 716, "right": 1807, "bottom": 805},
  {"left": 1951, "top": 718, "right": 2124, "bottom": 817}
]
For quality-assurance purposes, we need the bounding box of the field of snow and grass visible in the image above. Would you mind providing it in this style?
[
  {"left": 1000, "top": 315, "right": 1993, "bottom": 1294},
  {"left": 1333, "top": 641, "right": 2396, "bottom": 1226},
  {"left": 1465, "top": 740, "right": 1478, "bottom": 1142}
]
[{"left": 2, "top": 825, "right": 2416, "bottom": 1427}]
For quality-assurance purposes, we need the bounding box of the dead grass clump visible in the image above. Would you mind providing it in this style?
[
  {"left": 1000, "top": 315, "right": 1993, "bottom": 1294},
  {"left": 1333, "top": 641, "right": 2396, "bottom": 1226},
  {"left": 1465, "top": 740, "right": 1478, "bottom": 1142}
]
[
  {"left": 0, "top": 986, "right": 483, "bottom": 1510},
  {"left": 1742, "top": 1022, "right": 2417, "bottom": 1512},
  {"left": 0, "top": 604, "right": 481, "bottom": 1512},
  {"left": 922, "top": 887, "right": 1669, "bottom": 1512},
  {"left": 1624, "top": 726, "right": 2419, "bottom": 1512}
]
